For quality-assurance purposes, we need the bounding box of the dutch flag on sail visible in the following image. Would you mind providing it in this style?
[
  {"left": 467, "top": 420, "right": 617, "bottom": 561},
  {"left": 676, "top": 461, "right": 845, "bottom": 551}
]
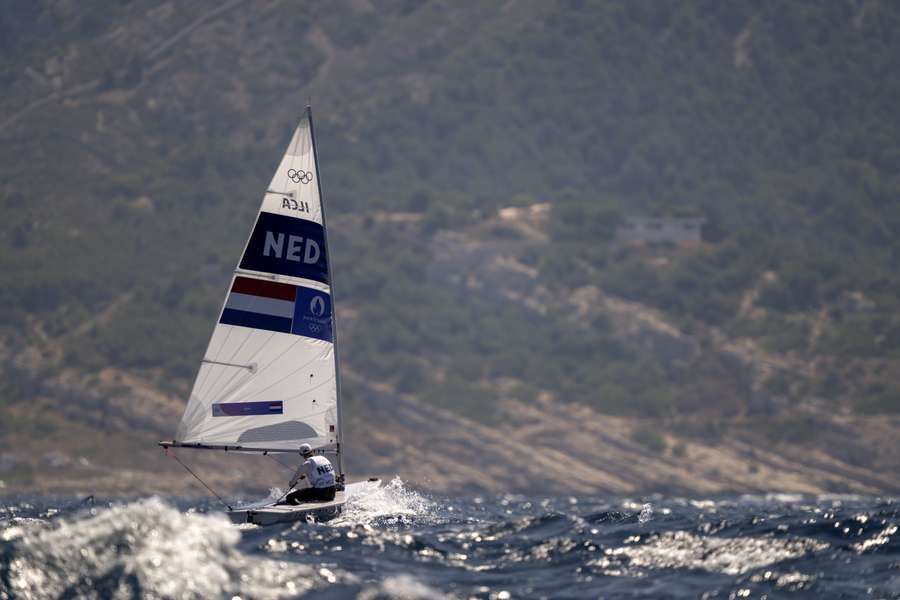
[
  {"left": 219, "top": 276, "right": 333, "bottom": 342},
  {"left": 220, "top": 277, "right": 296, "bottom": 333}
]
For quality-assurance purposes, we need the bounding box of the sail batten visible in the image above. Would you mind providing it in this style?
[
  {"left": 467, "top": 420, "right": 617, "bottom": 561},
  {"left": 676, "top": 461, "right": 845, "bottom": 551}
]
[{"left": 173, "top": 110, "right": 342, "bottom": 477}]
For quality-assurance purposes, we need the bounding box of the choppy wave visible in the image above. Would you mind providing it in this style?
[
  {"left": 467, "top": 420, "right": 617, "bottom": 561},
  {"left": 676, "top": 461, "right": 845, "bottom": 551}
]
[
  {"left": 1, "top": 489, "right": 897, "bottom": 599},
  {"left": 0, "top": 497, "right": 327, "bottom": 599},
  {"left": 594, "top": 530, "right": 829, "bottom": 576}
]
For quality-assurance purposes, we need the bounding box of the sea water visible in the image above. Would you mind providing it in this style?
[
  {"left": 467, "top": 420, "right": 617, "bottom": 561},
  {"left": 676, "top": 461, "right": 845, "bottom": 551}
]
[{"left": 1, "top": 480, "right": 897, "bottom": 599}]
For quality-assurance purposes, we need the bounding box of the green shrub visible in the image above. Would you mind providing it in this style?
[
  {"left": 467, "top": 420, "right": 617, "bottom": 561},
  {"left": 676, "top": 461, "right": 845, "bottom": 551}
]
[
  {"left": 630, "top": 426, "right": 667, "bottom": 454},
  {"left": 763, "top": 415, "right": 821, "bottom": 444},
  {"left": 856, "top": 386, "right": 900, "bottom": 414}
]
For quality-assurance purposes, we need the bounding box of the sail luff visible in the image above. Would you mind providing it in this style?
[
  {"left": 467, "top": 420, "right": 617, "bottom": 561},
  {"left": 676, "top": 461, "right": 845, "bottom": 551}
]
[{"left": 307, "top": 104, "right": 345, "bottom": 482}]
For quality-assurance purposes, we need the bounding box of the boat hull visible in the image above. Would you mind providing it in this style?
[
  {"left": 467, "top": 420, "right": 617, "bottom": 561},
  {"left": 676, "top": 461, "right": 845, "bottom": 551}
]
[{"left": 228, "top": 491, "right": 346, "bottom": 525}]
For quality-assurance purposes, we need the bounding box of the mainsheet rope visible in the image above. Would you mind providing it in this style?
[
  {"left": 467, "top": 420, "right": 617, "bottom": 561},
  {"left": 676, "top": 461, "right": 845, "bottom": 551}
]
[
  {"left": 267, "top": 453, "right": 296, "bottom": 504},
  {"left": 267, "top": 453, "right": 294, "bottom": 471},
  {"left": 164, "top": 448, "right": 233, "bottom": 511}
]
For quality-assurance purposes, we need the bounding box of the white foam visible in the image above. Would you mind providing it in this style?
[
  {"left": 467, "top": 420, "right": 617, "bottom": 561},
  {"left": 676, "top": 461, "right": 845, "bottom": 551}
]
[
  {"left": 594, "top": 530, "right": 828, "bottom": 576},
  {"left": 331, "top": 477, "right": 435, "bottom": 527},
  {"left": 2, "top": 497, "right": 327, "bottom": 599},
  {"left": 231, "top": 487, "right": 289, "bottom": 511},
  {"left": 638, "top": 503, "right": 653, "bottom": 524},
  {"left": 357, "top": 574, "right": 447, "bottom": 600},
  {"left": 853, "top": 524, "right": 898, "bottom": 553}
]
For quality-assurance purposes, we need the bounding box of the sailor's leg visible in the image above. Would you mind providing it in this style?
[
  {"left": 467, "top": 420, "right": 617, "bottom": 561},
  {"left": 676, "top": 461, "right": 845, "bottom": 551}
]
[
  {"left": 286, "top": 488, "right": 316, "bottom": 505},
  {"left": 314, "top": 486, "right": 336, "bottom": 501}
]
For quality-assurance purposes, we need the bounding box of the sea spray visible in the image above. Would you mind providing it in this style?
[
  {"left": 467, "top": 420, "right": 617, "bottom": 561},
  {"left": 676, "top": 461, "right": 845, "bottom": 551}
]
[
  {"left": 593, "top": 530, "right": 829, "bottom": 576},
  {"left": 332, "top": 477, "right": 436, "bottom": 527},
  {"left": 0, "top": 497, "right": 332, "bottom": 600}
]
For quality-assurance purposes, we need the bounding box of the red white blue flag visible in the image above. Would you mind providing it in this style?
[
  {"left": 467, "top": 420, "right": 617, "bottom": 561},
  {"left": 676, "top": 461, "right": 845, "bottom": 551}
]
[{"left": 219, "top": 276, "right": 332, "bottom": 342}]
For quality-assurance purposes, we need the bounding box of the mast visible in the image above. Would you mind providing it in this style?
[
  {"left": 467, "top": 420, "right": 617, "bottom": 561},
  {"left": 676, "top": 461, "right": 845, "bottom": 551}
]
[{"left": 307, "top": 104, "right": 345, "bottom": 483}]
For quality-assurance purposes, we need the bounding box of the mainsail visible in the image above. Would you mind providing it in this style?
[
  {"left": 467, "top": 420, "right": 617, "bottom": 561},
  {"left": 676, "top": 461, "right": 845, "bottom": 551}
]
[{"left": 171, "top": 108, "right": 343, "bottom": 477}]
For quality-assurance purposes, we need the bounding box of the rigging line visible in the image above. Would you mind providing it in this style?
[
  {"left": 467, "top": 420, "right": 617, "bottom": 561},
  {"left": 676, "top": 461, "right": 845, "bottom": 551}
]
[
  {"left": 268, "top": 453, "right": 295, "bottom": 471},
  {"left": 266, "top": 449, "right": 297, "bottom": 506},
  {"left": 266, "top": 449, "right": 314, "bottom": 507},
  {"left": 165, "top": 448, "right": 233, "bottom": 511},
  {"left": 200, "top": 331, "right": 274, "bottom": 401},
  {"left": 273, "top": 487, "right": 292, "bottom": 506}
]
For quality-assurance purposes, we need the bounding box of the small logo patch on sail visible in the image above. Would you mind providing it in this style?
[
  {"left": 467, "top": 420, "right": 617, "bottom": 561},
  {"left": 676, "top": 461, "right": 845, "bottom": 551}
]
[{"left": 212, "top": 400, "right": 284, "bottom": 417}]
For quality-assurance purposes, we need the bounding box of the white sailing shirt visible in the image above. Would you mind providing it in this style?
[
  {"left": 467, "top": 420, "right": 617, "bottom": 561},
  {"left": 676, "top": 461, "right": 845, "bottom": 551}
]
[{"left": 289, "top": 455, "right": 335, "bottom": 489}]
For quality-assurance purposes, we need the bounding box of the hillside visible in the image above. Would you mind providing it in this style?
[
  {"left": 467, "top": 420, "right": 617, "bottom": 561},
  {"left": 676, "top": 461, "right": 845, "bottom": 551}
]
[{"left": 1, "top": 0, "right": 899, "bottom": 496}]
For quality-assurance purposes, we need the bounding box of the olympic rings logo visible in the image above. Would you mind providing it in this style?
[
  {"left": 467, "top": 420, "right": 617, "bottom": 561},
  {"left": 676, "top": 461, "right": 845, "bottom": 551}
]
[
  {"left": 309, "top": 324, "right": 321, "bottom": 333},
  {"left": 287, "top": 168, "right": 313, "bottom": 184}
]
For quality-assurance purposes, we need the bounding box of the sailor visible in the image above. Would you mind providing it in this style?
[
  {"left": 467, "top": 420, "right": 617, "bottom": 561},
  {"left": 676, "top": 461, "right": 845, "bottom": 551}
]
[{"left": 285, "top": 443, "right": 336, "bottom": 504}]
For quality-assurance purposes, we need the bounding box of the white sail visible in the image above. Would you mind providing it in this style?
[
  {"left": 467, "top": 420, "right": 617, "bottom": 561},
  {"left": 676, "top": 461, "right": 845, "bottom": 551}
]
[{"left": 174, "top": 112, "right": 341, "bottom": 469}]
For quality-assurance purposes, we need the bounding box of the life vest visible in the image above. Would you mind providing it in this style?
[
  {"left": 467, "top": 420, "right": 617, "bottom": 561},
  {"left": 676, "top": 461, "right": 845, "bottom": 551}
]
[{"left": 305, "top": 455, "right": 335, "bottom": 488}]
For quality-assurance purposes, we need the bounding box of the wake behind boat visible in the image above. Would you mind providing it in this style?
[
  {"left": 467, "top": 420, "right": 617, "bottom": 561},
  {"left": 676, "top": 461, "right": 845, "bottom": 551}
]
[{"left": 159, "top": 106, "right": 377, "bottom": 524}]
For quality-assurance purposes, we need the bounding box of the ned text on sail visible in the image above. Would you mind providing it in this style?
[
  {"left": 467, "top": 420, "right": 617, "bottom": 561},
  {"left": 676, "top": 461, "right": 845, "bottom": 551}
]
[{"left": 263, "top": 231, "right": 321, "bottom": 264}]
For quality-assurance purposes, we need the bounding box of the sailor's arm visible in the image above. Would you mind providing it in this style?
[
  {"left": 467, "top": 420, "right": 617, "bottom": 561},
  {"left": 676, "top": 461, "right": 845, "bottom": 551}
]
[{"left": 289, "top": 464, "right": 307, "bottom": 488}]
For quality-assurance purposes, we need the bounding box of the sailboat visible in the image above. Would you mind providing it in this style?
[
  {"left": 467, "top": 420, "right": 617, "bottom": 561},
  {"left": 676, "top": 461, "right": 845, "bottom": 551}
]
[{"left": 160, "top": 106, "right": 371, "bottom": 525}]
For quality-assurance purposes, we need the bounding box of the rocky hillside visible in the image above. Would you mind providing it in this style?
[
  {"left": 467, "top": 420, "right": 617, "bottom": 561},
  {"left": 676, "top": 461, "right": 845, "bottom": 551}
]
[
  {"left": 3, "top": 204, "right": 899, "bottom": 498},
  {"left": 3, "top": 353, "right": 898, "bottom": 498}
]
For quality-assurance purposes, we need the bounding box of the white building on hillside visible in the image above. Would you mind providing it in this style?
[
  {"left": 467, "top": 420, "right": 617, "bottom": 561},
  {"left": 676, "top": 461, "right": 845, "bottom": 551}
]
[{"left": 615, "top": 216, "right": 706, "bottom": 245}]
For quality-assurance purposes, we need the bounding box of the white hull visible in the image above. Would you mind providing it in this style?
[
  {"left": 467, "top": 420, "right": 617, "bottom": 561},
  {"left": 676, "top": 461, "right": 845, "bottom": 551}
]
[
  {"left": 228, "top": 490, "right": 346, "bottom": 525},
  {"left": 227, "top": 479, "right": 382, "bottom": 526}
]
